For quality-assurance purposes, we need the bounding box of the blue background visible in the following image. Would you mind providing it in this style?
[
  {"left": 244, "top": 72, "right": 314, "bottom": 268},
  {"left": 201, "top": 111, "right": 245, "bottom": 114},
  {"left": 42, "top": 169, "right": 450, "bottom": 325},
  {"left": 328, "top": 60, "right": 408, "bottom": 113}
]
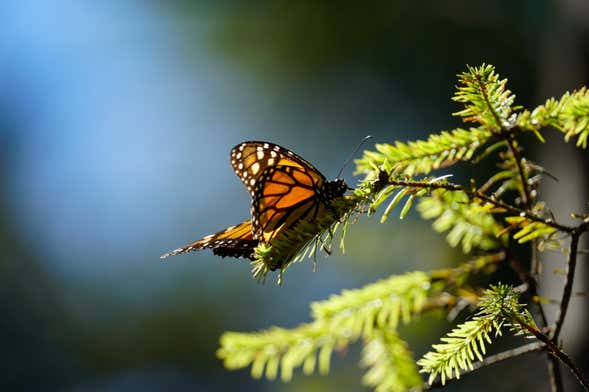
[{"left": 1, "top": 1, "right": 588, "bottom": 391}]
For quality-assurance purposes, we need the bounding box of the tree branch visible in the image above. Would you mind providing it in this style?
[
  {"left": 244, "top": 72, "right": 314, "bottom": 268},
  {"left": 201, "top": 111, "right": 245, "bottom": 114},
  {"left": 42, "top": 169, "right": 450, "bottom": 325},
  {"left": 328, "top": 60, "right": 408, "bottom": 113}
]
[
  {"left": 552, "top": 231, "right": 581, "bottom": 340},
  {"left": 474, "top": 71, "right": 504, "bottom": 131},
  {"left": 548, "top": 358, "right": 564, "bottom": 392},
  {"left": 425, "top": 342, "right": 546, "bottom": 390},
  {"left": 382, "top": 179, "right": 575, "bottom": 233},
  {"left": 475, "top": 70, "right": 532, "bottom": 208},
  {"left": 504, "top": 136, "right": 533, "bottom": 207},
  {"left": 517, "top": 317, "right": 589, "bottom": 391}
]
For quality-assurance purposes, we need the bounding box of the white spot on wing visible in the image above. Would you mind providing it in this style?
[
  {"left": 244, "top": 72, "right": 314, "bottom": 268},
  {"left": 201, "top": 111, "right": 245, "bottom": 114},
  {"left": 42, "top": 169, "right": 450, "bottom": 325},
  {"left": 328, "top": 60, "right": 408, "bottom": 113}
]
[
  {"left": 257, "top": 151, "right": 264, "bottom": 159},
  {"left": 251, "top": 162, "right": 260, "bottom": 174}
]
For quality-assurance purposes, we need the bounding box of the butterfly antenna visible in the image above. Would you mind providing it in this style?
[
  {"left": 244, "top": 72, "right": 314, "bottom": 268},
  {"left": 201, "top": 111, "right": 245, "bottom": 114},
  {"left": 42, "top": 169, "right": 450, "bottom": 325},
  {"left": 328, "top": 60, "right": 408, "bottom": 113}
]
[{"left": 336, "top": 135, "right": 373, "bottom": 179}]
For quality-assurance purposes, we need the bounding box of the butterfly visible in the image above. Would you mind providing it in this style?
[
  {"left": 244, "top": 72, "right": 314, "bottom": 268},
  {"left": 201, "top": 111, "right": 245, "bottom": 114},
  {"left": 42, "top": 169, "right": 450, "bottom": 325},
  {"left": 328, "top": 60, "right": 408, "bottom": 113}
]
[{"left": 161, "top": 141, "right": 348, "bottom": 267}]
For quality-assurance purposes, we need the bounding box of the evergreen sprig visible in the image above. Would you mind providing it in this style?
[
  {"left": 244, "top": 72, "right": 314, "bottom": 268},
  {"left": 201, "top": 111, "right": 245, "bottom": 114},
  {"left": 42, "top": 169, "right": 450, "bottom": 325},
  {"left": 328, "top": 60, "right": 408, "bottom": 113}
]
[
  {"left": 361, "top": 330, "right": 422, "bottom": 392},
  {"left": 310, "top": 271, "right": 430, "bottom": 335},
  {"left": 452, "top": 64, "right": 517, "bottom": 130},
  {"left": 355, "top": 127, "right": 492, "bottom": 178},
  {"left": 417, "top": 190, "right": 507, "bottom": 253},
  {"left": 417, "top": 284, "right": 533, "bottom": 385},
  {"left": 218, "top": 322, "right": 336, "bottom": 382},
  {"left": 218, "top": 271, "right": 433, "bottom": 384},
  {"left": 218, "top": 262, "right": 502, "bottom": 389},
  {"left": 369, "top": 175, "right": 455, "bottom": 221},
  {"left": 503, "top": 215, "right": 558, "bottom": 244},
  {"left": 519, "top": 87, "right": 589, "bottom": 148}
]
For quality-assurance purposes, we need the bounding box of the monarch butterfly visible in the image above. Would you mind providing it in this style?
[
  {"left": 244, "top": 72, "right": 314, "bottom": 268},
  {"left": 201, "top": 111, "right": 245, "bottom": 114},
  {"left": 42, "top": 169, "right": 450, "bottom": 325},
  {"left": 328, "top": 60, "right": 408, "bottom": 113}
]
[{"left": 160, "top": 141, "right": 348, "bottom": 266}]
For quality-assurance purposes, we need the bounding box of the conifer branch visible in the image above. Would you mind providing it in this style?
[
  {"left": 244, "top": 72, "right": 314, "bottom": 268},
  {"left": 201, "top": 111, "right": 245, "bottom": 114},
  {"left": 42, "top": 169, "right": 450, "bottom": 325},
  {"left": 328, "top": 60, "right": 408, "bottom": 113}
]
[
  {"left": 218, "top": 64, "right": 589, "bottom": 391},
  {"left": 218, "top": 271, "right": 438, "bottom": 382},
  {"left": 503, "top": 216, "right": 559, "bottom": 244},
  {"left": 418, "top": 284, "right": 535, "bottom": 386},
  {"left": 218, "top": 322, "right": 333, "bottom": 381},
  {"left": 418, "top": 189, "right": 507, "bottom": 253},
  {"left": 514, "top": 314, "right": 589, "bottom": 391},
  {"left": 218, "top": 263, "right": 498, "bottom": 386},
  {"left": 310, "top": 271, "right": 430, "bottom": 334},
  {"left": 519, "top": 87, "right": 589, "bottom": 148},
  {"left": 373, "top": 177, "right": 574, "bottom": 234},
  {"left": 426, "top": 342, "right": 546, "bottom": 390},
  {"left": 355, "top": 127, "right": 492, "bottom": 177},
  {"left": 418, "top": 314, "right": 499, "bottom": 385},
  {"left": 452, "top": 64, "right": 516, "bottom": 130},
  {"left": 361, "top": 330, "right": 422, "bottom": 392},
  {"left": 462, "top": 62, "right": 536, "bottom": 210}
]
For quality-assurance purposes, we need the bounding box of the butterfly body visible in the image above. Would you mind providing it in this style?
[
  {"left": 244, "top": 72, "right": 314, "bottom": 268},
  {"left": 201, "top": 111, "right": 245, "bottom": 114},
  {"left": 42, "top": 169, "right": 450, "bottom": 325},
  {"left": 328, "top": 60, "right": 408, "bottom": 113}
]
[{"left": 161, "top": 141, "right": 347, "bottom": 267}]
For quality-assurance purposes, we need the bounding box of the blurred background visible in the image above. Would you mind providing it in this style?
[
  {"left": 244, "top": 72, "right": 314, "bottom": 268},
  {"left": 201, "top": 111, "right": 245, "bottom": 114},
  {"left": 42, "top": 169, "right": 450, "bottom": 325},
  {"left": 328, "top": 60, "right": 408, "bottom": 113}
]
[{"left": 1, "top": 1, "right": 588, "bottom": 391}]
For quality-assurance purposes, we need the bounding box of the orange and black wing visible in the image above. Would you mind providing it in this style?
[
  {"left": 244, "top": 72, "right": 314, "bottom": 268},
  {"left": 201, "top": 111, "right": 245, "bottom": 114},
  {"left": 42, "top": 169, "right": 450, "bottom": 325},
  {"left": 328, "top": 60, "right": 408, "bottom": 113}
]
[
  {"left": 251, "top": 165, "right": 327, "bottom": 242},
  {"left": 162, "top": 141, "right": 336, "bottom": 261},
  {"left": 160, "top": 220, "right": 258, "bottom": 260},
  {"left": 230, "top": 141, "right": 326, "bottom": 197}
]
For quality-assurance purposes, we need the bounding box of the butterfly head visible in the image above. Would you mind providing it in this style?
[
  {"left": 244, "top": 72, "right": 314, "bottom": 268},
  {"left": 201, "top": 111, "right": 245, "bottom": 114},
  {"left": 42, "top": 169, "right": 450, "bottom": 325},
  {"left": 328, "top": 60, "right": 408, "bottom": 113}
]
[{"left": 324, "top": 178, "right": 348, "bottom": 199}]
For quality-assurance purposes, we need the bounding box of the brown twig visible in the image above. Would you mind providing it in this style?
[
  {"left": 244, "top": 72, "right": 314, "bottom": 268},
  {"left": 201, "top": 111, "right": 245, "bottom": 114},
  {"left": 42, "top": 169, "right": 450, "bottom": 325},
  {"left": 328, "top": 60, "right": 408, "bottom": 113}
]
[
  {"left": 383, "top": 179, "right": 574, "bottom": 233},
  {"left": 474, "top": 72, "right": 504, "bottom": 133},
  {"left": 504, "top": 136, "right": 532, "bottom": 207},
  {"left": 548, "top": 359, "right": 564, "bottom": 392},
  {"left": 552, "top": 231, "right": 580, "bottom": 341},
  {"left": 517, "top": 317, "right": 589, "bottom": 391}
]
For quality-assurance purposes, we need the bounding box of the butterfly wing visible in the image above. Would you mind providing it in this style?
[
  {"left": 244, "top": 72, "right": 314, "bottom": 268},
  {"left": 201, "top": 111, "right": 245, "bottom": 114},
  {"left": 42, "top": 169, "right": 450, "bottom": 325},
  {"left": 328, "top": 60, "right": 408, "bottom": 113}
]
[
  {"left": 162, "top": 141, "right": 342, "bottom": 262},
  {"left": 160, "top": 220, "right": 258, "bottom": 260},
  {"left": 252, "top": 165, "right": 330, "bottom": 242},
  {"left": 230, "top": 141, "right": 331, "bottom": 242},
  {"left": 230, "top": 141, "right": 327, "bottom": 197}
]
